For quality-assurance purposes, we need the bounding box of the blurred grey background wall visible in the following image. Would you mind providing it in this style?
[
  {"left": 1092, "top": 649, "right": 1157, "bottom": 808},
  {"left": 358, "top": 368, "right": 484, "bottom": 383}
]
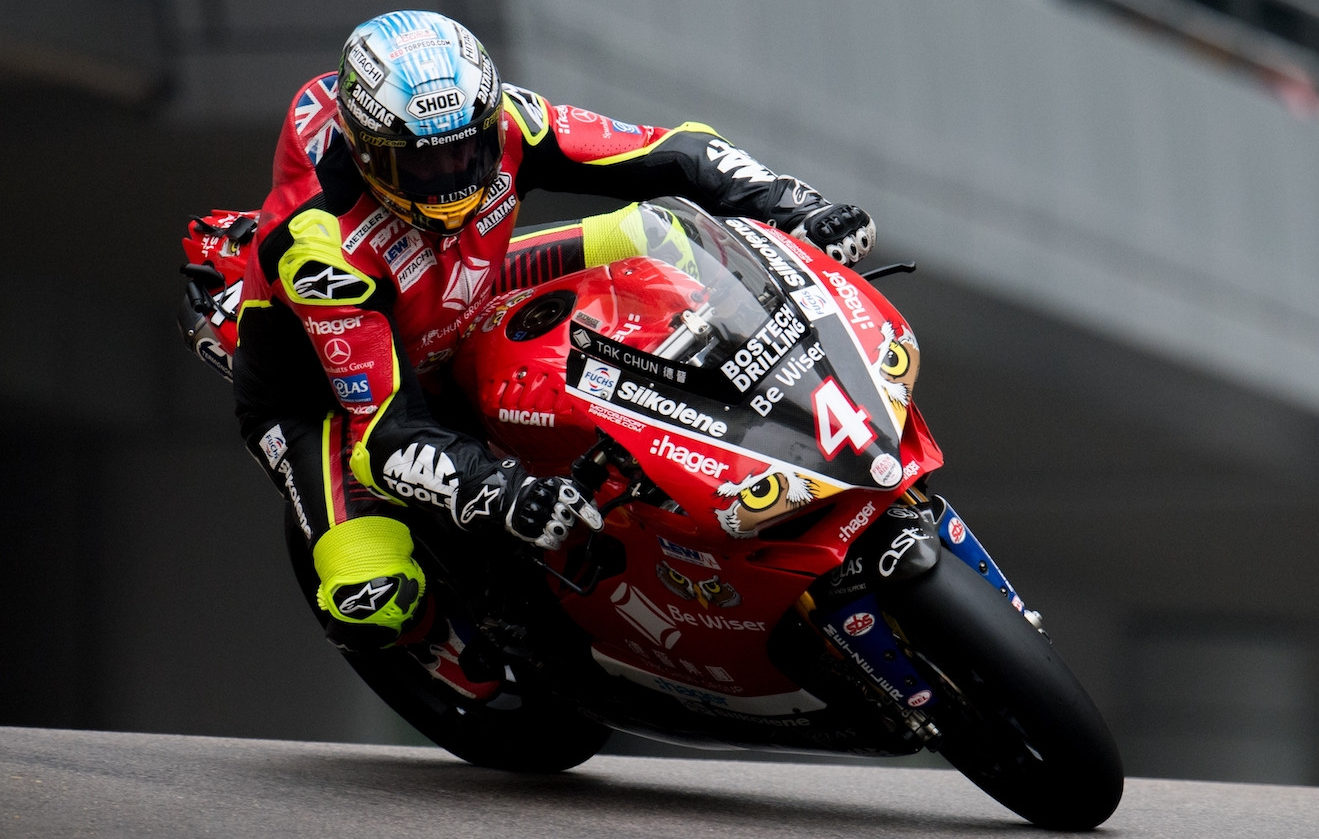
[{"left": 2, "top": 0, "right": 1316, "bottom": 785}]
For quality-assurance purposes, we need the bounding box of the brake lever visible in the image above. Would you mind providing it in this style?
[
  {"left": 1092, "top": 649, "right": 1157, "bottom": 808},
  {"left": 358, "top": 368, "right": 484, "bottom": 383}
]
[{"left": 860, "top": 261, "right": 917, "bottom": 286}]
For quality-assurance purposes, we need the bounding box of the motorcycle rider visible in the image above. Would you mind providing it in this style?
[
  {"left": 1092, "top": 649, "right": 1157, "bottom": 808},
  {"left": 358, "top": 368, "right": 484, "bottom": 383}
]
[{"left": 234, "top": 9, "right": 876, "bottom": 700}]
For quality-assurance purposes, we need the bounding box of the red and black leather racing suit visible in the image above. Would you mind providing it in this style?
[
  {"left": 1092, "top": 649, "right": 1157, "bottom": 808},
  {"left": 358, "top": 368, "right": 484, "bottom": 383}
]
[{"left": 234, "top": 73, "right": 844, "bottom": 648}]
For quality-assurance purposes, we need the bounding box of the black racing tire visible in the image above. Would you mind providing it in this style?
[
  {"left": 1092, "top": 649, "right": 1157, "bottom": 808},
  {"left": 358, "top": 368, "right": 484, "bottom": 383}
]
[
  {"left": 877, "top": 553, "right": 1124, "bottom": 830},
  {"left": 283, "top": 508, "right": 611, "bottom": 773},
  {"left": 341, "top": 648, "right": 611, "bottom": 773}
]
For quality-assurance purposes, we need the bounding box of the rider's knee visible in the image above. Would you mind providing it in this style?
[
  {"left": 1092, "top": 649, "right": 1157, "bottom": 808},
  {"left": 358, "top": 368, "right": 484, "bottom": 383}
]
[{"left": 312, "top": 515, "right": 426, "bottom": 649}]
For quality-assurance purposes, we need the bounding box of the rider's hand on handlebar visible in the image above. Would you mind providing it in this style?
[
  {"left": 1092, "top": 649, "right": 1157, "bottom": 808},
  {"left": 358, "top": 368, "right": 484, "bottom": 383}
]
[
  {"left": 504, "top": 475, "right": 604, "bottom": 551},
  {"left": 792, "top": 203, "right": 876, "bottom": 266}
]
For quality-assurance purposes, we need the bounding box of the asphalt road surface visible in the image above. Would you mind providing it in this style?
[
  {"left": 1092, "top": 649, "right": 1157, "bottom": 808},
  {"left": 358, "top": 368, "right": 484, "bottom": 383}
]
[{"left": 3, "top": 726, "right": 1316, "bottom": 838}]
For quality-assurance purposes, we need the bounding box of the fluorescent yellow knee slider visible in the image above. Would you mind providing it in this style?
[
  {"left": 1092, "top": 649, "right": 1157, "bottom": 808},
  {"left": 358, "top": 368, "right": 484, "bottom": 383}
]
[{"left": 312, "top": 516, "right": 425, "bottom": 632}]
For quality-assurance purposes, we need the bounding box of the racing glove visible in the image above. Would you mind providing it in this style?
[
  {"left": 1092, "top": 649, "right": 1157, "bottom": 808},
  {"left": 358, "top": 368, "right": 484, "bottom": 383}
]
[
  {"left": 505, "top": 475, "right": 604, "bottom": 550},
  {"left": 791, "top": 203, "right": 876, "bottom": 266},
  {"left": 454, "top": 459, "right": 603, "bottom": 551}
]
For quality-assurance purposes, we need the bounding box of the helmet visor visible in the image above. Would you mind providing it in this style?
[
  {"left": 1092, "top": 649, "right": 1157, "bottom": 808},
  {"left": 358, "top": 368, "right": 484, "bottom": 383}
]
[
  {"left": 364, "top": 173, "right": 488, "bottom": 233},
  {"left": 352, "top": 111, "right": 504, "bottom": 206}
]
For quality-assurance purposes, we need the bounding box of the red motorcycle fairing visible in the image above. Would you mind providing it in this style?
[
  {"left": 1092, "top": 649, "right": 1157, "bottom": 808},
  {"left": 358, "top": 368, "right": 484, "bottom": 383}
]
[
  {"left": 175, "top": 197, "right": 1123, "bottom": 827},
  {"left": 178, "top": 210, "right": 260, "bottom": 381},
  {"left": 450, "top": 199, "right": 944, "bottom": 715}
]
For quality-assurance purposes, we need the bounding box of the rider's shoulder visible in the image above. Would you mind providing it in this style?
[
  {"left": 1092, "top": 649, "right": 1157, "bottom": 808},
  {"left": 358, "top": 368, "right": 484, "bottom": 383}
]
[
  {"left": 501, "top": 83, "right": 552, "bottom": 144},
  {"left": 286, "top": 71, "right": 340, "bottom": 110}
]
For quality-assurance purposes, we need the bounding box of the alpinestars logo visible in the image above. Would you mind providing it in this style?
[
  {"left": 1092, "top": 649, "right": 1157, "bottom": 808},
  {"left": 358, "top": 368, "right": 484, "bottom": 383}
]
[
  {"left": 504, "top": 85, "right": 547, "bottom": 135},
  {"left": 336, "top": 577, "right": 397, "bottom": 616},
  {"left": 382, "top": 443, "right": 459, "bottom": 510},
  {"left": 293, "top": 265, "right": 371, "bottom": 301},
  {"left": 458, "top": 484, "right": 501, "bottom": 526}
]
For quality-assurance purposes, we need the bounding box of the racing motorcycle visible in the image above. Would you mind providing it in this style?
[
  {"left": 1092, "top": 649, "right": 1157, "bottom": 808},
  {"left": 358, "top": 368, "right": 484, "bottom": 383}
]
[{"left": 179, "top": 197, "right": 1123, "bottom": 830}]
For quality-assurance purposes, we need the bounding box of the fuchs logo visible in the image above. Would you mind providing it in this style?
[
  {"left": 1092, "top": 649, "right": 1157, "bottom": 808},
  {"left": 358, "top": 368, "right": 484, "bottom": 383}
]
[
  {"left": 789, "top": 286, "right": 835, "bottom": 322},
  {"left": 260, "top": 425, "right": 288, "bottom": 468},
  {"left": 408, "top": 88, "right": 465, "bottom": 119},
  {"left": 577, "top": 363, "right": 620, "bottom": 399},
  {"left": 382, "top": 443, "right": 459, "bottom": 510}
]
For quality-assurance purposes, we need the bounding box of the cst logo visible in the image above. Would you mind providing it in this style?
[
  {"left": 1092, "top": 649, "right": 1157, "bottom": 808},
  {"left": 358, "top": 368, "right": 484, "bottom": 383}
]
[{"left": 577, "top": 363, "right": 620, "bottom": 400}]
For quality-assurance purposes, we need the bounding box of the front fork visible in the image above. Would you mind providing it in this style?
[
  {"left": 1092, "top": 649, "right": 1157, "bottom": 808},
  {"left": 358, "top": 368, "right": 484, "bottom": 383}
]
[{"left": 800, "top": 490, "right": 1039, "bottom": 735}]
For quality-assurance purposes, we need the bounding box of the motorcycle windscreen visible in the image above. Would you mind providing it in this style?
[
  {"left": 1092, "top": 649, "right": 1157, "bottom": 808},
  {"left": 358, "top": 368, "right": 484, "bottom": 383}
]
[{"left": 564, "top": 198, "right": 928, "bottom": 501}]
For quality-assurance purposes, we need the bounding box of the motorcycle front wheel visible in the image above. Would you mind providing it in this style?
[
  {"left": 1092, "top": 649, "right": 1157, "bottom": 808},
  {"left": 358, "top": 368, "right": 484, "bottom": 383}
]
[{"left": 878, "top": 553, "right": 1124, "bottom": 830}]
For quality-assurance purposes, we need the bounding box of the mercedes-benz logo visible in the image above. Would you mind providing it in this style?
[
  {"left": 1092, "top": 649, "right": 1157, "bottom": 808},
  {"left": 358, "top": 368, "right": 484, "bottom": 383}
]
[{"left": 325, "top": 338, "right": 351, "bottom": 365}]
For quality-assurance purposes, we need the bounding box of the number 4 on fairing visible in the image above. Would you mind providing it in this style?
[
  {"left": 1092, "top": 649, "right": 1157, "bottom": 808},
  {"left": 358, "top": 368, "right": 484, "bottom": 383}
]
[{"left": 812, "top": 377, "right": 875, "bottom": 458}]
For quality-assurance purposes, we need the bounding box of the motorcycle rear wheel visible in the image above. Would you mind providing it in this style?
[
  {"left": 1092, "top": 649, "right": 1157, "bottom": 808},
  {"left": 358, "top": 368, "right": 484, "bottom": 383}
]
[
  {"left": 340, "top": 649, "right": 611, "bottom": 773},
  {"left": 879, "top": 554, "right": 1124, "bottom": 830},
  {"left": 284, "top": 509, "right": 611, "bottom": 773}
]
